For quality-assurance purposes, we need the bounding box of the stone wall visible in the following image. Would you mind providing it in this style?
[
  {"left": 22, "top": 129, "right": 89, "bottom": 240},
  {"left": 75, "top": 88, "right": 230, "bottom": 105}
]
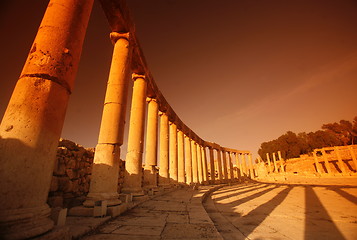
[{"left": 47, "top": 139, "right": 125, "bottom": 209}]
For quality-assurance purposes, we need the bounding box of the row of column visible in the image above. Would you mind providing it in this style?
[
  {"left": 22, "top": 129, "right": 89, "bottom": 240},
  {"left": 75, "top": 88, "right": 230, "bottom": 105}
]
[
  {"left": 265, "top": 151, "right": 285, "bottom": 174},
  {"left": 0, "top": 0, "right": 254, "bottom": 238}
]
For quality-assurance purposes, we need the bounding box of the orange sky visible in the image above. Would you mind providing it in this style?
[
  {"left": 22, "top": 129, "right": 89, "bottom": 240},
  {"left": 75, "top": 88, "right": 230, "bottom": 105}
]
[{"left": 0, "top": 0, "right": 356, "bottom": 159}]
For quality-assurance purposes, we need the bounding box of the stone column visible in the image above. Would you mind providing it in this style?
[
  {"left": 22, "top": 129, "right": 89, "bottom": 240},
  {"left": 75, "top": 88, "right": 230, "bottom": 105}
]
[
  {"left": 197, "top": 144, "right": 203, "bottom": 183},
  {"left": 158, "top": 112, "right": 170, "bottom": 186},
  {"left": 266, "top": 153, "right": 272, "bottom": 173},
  {"left": 321, "top": 149, "right": 332, "bottom": 175},
  {"left": 272, "top": 152, "right": 278, "bottom": 173},
  {"left": 238, "top": 154, "right": 244, "bottom": 177},
  {"left": 143, "top": 98, "right": 159, "bottom": 189},
  {"left": 191, "top": 140, "right": 199, "bottom": 183},
  {"left": 177, "top": 129, "right": 185, "bottom": 183},
  {"left": 184, "top": 135, "right": 192, "bottom": 184},
  {"left": 242, "top": 153, "right": 248, "bottom": 176},
  {"left": 234, "top": 153, "right": 240, "bottom": 179},
  {"left": 201, "top": 146, "right": 208, "bottom": 183},
  {"left": 313, "top": 150, "right": 322, "bottom": 174},
  {"left": 334, "top": 147, "right": 347, "bottom": 175},
  {"left": 0, "top": 0, "right": 93, "bottom": 238},
  {"left": 228, "top": 152, "right": 234, "bottom": 181},
  {"left": 222, "top": 151, "right": 229, "bottom": 182},
  {"left": 209, "top": 147, "right": 216, "bottom": 183},
  {"left": 348, "top": 146, "right": 357, "bottom": 171},
  {"left": 169, "top": 122, "right": 178, "bottom": 183},
  {"left": 84, "top": 32, "right": 131, "bottom": 207},
  {"left": 248, "top": 153, "right": 254, "bottom": 178},
  {"left": 216, "top": 149, "right": 223, "bottom": 182},
  {"left": 122, "top": 74, "right": 147, "bottom": 195},
  {"left": 277, "top": 151, "right": 285, "bottom": 173}
]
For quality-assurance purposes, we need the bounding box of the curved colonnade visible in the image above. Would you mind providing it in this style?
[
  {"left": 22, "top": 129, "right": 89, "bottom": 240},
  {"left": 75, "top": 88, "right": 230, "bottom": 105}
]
[{"left": 0, "top": 0, "right": 253, "bottom": 239}]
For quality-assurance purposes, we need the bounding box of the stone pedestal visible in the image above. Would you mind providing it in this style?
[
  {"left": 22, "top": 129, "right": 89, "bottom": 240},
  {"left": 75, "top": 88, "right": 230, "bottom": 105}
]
[
  {"left": 159, "top": 112, "right": 170, "bottom": 186},
  {"left": 0, "top": 0, "right": 93, "bottom": 238},
  {"left": 122, "top": 74, "right": 147, "bottom": 195},
  {"left": 84, "top": 32, "right": 131, "bottom": 207}
]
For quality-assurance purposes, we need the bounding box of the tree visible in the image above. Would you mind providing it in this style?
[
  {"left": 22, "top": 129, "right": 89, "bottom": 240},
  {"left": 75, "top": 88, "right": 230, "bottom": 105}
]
[{"left": 322, "top": 120, "right": 353, "bottom": 145}]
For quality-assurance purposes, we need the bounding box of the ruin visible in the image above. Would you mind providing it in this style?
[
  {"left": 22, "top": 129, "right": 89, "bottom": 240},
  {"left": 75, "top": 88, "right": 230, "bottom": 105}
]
[{"left": 1, "top": 0, "right": 356, "bottom": 239}]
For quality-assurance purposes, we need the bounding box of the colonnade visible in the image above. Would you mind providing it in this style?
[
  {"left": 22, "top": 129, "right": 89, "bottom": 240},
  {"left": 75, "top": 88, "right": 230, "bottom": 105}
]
[
  {"left": 0, "top": 0, "right": 253, "bottom": 239},
  {"left": 265, "top": 151, "right": 285, "bottom": 174}
]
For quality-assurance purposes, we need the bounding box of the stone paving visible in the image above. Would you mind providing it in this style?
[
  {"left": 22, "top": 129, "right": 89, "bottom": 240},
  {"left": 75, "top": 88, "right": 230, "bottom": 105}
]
[
  {"left": 204, "top": 182, "right": 357, "bottom": 240},
  {"left": 80, "top": 186, "right": 222, "bottom": 240}
]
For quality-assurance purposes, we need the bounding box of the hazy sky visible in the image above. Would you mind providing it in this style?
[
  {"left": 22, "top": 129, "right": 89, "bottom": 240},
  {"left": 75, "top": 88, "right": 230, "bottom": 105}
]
[{"left": 1, "top": 0, "right": 356, "bottom": 159}]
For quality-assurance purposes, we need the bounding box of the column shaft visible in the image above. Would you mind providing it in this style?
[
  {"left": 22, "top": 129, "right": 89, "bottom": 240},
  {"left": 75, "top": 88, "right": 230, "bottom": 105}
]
[
  {"left": 334, "top": 147, "right": 347, "bottom": 174},
  {"left": 248, "top": 153, "right": 254, "bottom": 178},
  {"left": 239, "top": 154, "right": 244, "bottom": 177},
  {"left": 277, "top": 151, "right": 285, "bottom": 173},
  {"left": 272, "top": 152, "right": 278, "bottom": 173},
  {"left": 228, "top": 152, "right": 234, "bottom": 181},
  {"left": 348, "top": 146, "right": 357, "bottom": 171},
  {"left": 143, "top": 98, "right": 159, "bottom": 188},
  {"left": 197, "top": 144, "right": 203, "bottom": 183},
  {"left": 266, "top": 153, "right": 272, "bottom": 173},
  {"left": 242, "top": 154, "right": 248, "bottom": 176},
  {"left": 169, "top": 122, "right": 178, "bottom": 183},
  {"left": 216, "top": 149, "right": 223, "bottom": 181},
  {"left": 84, "top": 33, "right": 130, "bottom": 207},
  {"left": 177, "top": 130, "right": 185, "bottom": 183},
  {"left": 321, "top": 149, "right": 332, "bottom": 174},
  {"left": 313, "top": 151, "right": 322, "bottom": 174},
  {"left": 159, "top": 112, "right": 170, "bottom": 186},
  {"left": 0, "top": 0, "right": 93, "bottom": 238},
  {"left": 122, "top": 75, "right": 147, "bottom": 195},
  {"left": 209, "top": 148, "right": 216, "bottom": 183},
  {"left": 184, "top": 136, "right": 192, "bottom": 184},
  {"left": 191, "top": 141, "right": 199, "bottom": 183},
  {"left": 222, "top": 151, "right": 228, "bottom": 181},
  {"left": 201, "top": 146, "right": 208, "bottom": 183}
]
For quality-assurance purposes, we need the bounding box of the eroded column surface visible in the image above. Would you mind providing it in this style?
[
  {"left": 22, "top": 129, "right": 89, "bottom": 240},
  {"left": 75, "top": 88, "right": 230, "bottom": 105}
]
[
  {"left": 209, "top": 147, "right": 216, "bottom": 183},
  {"left": 84, "top": 32, "right": 131, "bottom": 207},
  {"left": 277, "top": 151, "right": 285, "bottom": 173},
  {"left": 0, "top": 0, "right": 93, "bottom": 238},
  {"left": 248, "top": 153, "right": 254, "bottom": 178},
  {"left": 143, "top": 98, "right": 159, "bottom": 188},
  {"left": 177, "top": 130, "right": 185, "bottom": 183},
  {"left": 197, "top": 144, "right": 203, "bottom": 183},
  {"left": 222, "top": 150, "right": 229, "bottom": 182},
  {"left": 122, "top": 74, "right": 147, "bottom": 195},
  {"left": 191, "top": 141, "right": 199, "bottom": 183},
  {"left": 201, "top": 146, "right": 208, "bottom": 183},
  {"left": 159, "top": 112, "right": 170, "bottom": 186},
  {"left": 169, "top": 122, "right": 178, "bottom": 183},
  {"left": 184, "top": 135, "right": 192, "bottom": 184},
  {"left": 216, "top": 149, "right": 223, "bottom": 182}
]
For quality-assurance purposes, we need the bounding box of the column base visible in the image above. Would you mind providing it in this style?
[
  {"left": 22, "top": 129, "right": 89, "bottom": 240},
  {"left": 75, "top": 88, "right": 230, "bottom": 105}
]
[
  {"left": 83, "top": 192, "right": 121, "bottom": 207},
  {"left": 0, "top": 204, "right": 54, "bottom": 240}
]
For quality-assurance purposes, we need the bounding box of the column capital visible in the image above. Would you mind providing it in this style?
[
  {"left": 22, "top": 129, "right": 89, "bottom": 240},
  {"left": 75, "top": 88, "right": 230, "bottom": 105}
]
[
  {"left": 110, "top": 32, "right": 130, "bottom": 44},
  {"left": 132, "top": 73, "right": 146, "bottom": 81},
  {"left": 146, "top": 97, "right": 157, "bottom": 103}
]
